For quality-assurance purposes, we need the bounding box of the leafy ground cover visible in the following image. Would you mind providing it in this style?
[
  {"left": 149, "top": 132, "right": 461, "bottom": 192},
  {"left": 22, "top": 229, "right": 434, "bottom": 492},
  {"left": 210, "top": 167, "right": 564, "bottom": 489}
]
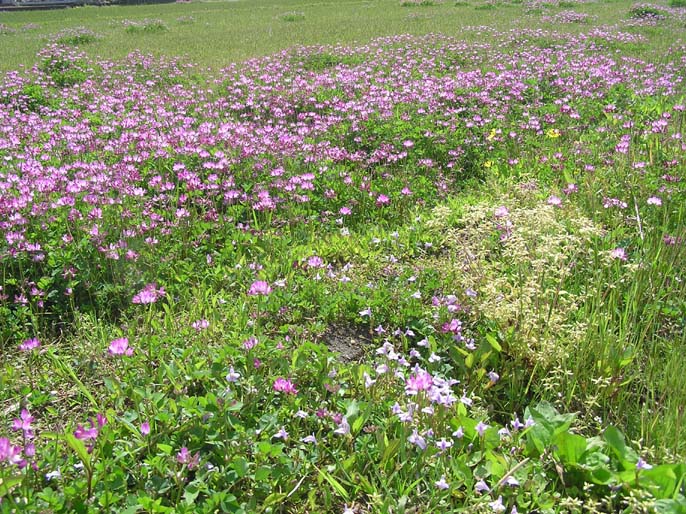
[{"left": 1, "top": 0, "right": 686, "bottom": 512}]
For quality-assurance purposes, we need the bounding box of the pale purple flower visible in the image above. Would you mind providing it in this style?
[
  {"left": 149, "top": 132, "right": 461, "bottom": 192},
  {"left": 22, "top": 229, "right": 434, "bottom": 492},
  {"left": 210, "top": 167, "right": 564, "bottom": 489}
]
[
  {"left": 226, "top": 366, "right": 241, "bottom": 383},
  {"left": 511, "top": 417, "right": 524, "bottom": 431},
  {"left": 405, "top": 369, "right": 433, "bottom": 395},
  {"left": 435, "top": 476, "right": 450, "bottom": 490},
  {"left": 563, "top": 183, "right": 578, "bottom": 195},
  {"left": 636, "top": 457, "right": 653, "bottom": 470},
  {"left": 45, "top": 469, "right": 61, "bottom": 481},
  {"left": 0, "top": 438, "right": 23, "bottom": 466},
  {"left": 306, "top": 255, "right": 325, "bottom": 268},
  {"left": 364, "top": 372, "right": 376, "bottom": 388},
  {"left": 108, "top": 337, "right": 133, "bottom": 356},
  {"left": 376, "top": 194, "right": 390, "bottom": 206},
  {"left": 647, "top": 196, "right": 662, "bottom": 206},
  {"left": 475, "top": 479, "right": 490, "bottom": 493},
  {"left": 177, "top": 447, "right": 200, "bottom": 469},
  {"left": 488, "top": 371, "right": 500, "bottom": 383},
  {"left": 428, "top": 352, "right": 441, "bottom": 363},
  {"left": 242, "top": 336, "right": 258, "bottom": 350},
  {"left": 302, "top": 434, "right": 317, "bottom": 444},
  {"left": 490, "top": 496, "right": 506, "bottom": 512},
  {"left": 475, "top": 421, "right": 489, "bottom": 437},
  {"left": 334, "top": 417, "right": 350, "bottom": 436},
  {"left": 273, "top": 427, "right": 289, "bottom": 440},
  {"left": 74, "top": 421, "right": 99, "bottom": 441},
  {"left": 453, "top": 426, "right": 464, "bottom": 439},
  {"left": 436, "top": 438, "right": 453, "bottom": 452},
  {"left": 547, "top": 195, "right": 562, "bottom": 207},
  {"left": 359, "top": 307, "right": 372, "bottom": 317},
  {"left": 140, "top": 421, "right": 150, "bottom": 436},
  {"left": 408, "top": 429, "right": 427, "bottom": 450},
  {"left": 12, "top": 409, "right": 34, "bottom": 437}
]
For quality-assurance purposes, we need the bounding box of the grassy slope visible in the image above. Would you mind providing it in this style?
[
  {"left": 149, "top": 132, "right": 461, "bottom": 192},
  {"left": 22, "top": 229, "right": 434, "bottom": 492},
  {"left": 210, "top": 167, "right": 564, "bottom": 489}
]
[{"left": 0, "top": 0, "right": 670, "bottom": 72}]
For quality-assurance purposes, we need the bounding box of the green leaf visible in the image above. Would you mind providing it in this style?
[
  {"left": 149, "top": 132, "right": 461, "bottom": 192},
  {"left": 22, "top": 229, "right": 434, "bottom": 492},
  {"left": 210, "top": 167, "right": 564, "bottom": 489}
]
[
  {"left": 553, "top": 432, "right": 587, "bottom": 466},
  {"left": 65, "top": 433, "right": 91, "bottom": 470},
  {"left": 317, "top": 467, "right": 350, "bottom": 501},
  {"left": 590, "top": 466, "right": 614, "bottom": 485},
  {"left": 183, "top": 483, "right": 200, "bottom": 505},
  {"left": 257, "top": 441, "right": 272, "bottom": 455},
  {"left": 655, "top": 498, "right": 686, "bottom": 514},
  {"left": 381, "top": 439, "right": 401, "bottom": 471},
  {"left": 603, "top": 425, "right": 637, "bottom": 469},
  {"left": 232, "top": 457, "right": 249, "bottom": 478},
  {"left": 641, "top": 465, "right": 678, "bottom": 499},
  {"left": 485, "top": 333, "right": 502, "bottom": 352},
  {"left": 263, "top": 492, "right": 288, "bottom": 507},
  {"left": 0, "top": 476, "right": 23, "bottom": 498},
  {"left": 524, "top": 402, "right": 576, "bottom": 455},
  {"left": 255, "top": 466, "right": 271, "bottom": 482},
  {"left": 157, "top": 444, "right": 173, "bottom": 455}
]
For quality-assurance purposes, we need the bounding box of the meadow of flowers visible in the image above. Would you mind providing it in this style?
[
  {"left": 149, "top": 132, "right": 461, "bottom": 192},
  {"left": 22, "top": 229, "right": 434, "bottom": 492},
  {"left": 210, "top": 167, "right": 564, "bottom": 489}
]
[{"left": 1, "top": 1, "right": 686, "bottom": 512}]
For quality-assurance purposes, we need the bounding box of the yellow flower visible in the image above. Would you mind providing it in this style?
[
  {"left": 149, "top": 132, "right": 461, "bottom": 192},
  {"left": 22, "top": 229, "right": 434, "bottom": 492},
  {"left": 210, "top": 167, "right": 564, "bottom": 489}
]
[{"left": 546, "top": 128, "right": 561, "bottom": 138}]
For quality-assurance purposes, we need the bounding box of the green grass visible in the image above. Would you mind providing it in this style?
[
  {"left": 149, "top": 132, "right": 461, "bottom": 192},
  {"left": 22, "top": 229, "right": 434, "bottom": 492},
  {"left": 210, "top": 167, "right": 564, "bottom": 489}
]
[{"left": 0, "top": 0, "right": 673, "bottom": 73}]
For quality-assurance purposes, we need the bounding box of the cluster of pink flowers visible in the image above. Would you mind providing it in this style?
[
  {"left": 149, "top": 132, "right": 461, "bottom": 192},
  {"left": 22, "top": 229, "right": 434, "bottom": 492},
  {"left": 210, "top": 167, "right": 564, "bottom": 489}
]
[
  {"left": 132, "top": 283, "right": 166, "bottom": 305},
  {"left": 273, "top": 377, "right": 298, "bottom": 395}
]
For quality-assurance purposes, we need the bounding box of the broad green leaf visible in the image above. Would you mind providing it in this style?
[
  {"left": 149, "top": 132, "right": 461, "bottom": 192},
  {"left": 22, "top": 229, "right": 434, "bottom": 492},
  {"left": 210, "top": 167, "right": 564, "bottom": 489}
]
[
  {"left": 655, "top": 499, "right": 686, "bottom": 514},
  {"left": 604, "top": 425, "right": 637, "bottom": 469},
  {"left": 642, "top": 465, "right": 678, "bottom": 499},
  {"left": 183, "top": 483, "right": 200, "bottom": 505},
  {"left": 590, "top": 466, "right": 614, "bottom": 485},
  {"left": 232, "top": 457, "right": 249, "bottom": 478},
  {"left": 254, "top": 466, "right": 271, "bottom": 482},
  {"left": 553, "top": 432, "right": 587, "bottom": 466}
]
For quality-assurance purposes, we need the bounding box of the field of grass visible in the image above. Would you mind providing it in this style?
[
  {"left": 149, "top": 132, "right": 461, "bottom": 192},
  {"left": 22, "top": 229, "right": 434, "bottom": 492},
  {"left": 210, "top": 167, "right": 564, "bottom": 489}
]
[
  {"left": 0, "top": 0, "right": 678, "bottom": 72},
  {"left": 2, "top": 0, "right": 686, "bottom": 512}
]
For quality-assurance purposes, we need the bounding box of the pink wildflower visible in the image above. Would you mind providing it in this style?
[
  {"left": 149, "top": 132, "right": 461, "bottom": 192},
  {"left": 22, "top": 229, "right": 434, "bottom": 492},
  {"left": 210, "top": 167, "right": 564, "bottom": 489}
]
[
  {"left": 248, "top": 280, "right": 272, "bottom": 296},
  {"left": 376, "top": 194, "right": 390, "bottom": 206},
  {"left": 19, "top": 338, "right": 41, "bottom": 352},
  {"left": 405, "top": 369, "right": 433, "bottom": 395},
  {"left": 273, "top": 377, "right": 298, "bottom": 395},
  {"left": 610, "top": 247, "right": 627, "bottom": 261},
  {"left": 108, "top": 337, "right": 133, "bottom": 356},
  {"left": 177, "top": 447, "right": 200, "bottom": 469},
  {"left": 132, "top": 283, "right": 165, "bottom": 304}
]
